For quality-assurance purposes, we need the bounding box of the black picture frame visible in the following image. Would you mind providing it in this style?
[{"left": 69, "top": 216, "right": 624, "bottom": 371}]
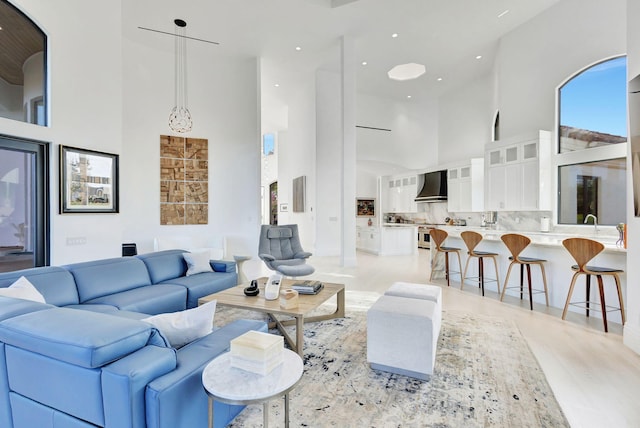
[
  {"left": 356, "top": 198, "right": 376, "bottom": 217},
  {"left": 59, "top": 145, "right": 119, "bottom": 213}
]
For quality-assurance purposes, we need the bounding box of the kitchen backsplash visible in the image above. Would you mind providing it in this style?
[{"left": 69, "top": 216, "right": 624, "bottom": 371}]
[{"left": 385, "top": 205, "right": 619, "bottom": 237}]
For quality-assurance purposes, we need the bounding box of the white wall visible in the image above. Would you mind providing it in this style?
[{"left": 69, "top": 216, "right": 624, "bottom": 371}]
[
  {"left": 3, "top": 1, "right": 261, "bottom": 266},
  {"left": 625, "top": 0, "right": 640, "bottom": 354},
  {"left": 439, "top": 0, "right": 627, "bottom": 167},
  {"left": 438, "top": 73, "right": 493, "bottom": 164},
  {"left": 497, "top": 0, "right": 627, "bottom": 140},
  {"left": 0, "top": 79, "right": 22, "bottom": 120},
  {"left": 4, "top": 0, "right": 124, "bottom": 265},
  {"left": 120, "top": 37, "right": 261, "bottom": 258},
  {"left": 272, "top": 73, "right": 317, "bottom": 251},
  {"left": 357, "top": 93, "right": 439, "bottom": 171},
  {"left": 315, "top": 69, "right": 342, "bottom": 256}
]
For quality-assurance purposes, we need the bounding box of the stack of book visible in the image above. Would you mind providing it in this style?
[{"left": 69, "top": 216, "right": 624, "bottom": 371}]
[
  {"left": 230, "top": 331, "right": 283, "bottom": 375},
  {"left": 291, "top": 280, "right": 324, "bottom": 295}
]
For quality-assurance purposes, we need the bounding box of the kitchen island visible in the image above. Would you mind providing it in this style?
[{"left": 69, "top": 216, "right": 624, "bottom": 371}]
[
  {"left": 431, "top": 226, "right": 627, "bottom": 325},
  {"left": 356, "top": 224, "right": 417, "bottom": 256}
]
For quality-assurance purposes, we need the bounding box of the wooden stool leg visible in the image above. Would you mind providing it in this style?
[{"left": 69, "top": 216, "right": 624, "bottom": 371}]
[
  {"left": 491, "top": 256, "right": 500, "bottom": 295},
  {"left": 585, "top": 274, "right": 591, "bottom": 318},
  {"left": 479, "top": 257, "right": 485, "bottom": 296},
  {"left": 455, "top": 251, "right": 463, "bottom": 285},
  {"left": 429, "top": 253, "right": 435, "bottom": 282},
  {"left": 500, "top": 262, "right": 515, "bottom": 302},
  {"left": 539, "top": 262, "right": 550, "bottom": 306},
  {"left": 597, "top": 275, "right": 608, "bottom": 333},
  {"left": 519, "top": 264, "right": 524, "bottom": 300},
  {"left": 562, "top": 273, "right": 580, "bottom": 320},
  {"left": 526, "top": 263, "right": 533, "bottom": 310},
  {"left": 613, "top": 273, "right": 626, "bottom": 324},
  {"left": 461, "top": 255, "right": 472, "bottom": 291},
  {"left": 444, "top": 252, "right": 450, "bottom": 287}
]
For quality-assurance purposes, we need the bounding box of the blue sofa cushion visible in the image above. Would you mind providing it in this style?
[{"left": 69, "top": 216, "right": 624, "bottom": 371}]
[
  {"left": 10, "top": 392, "right": 97, "bottom": 428},
  {"left": 84, "top": 284, "right": 187, "bottom": 315},
  {"left": 0, "top": 296, "right": 53, "bottom": 322},
  {"left": 137, "top": 250, "right": 189, "bottom": 284},
  {"left": 0, "top": 307, "right": 160, "bottom": 368},
  {"left": 0, "top": 266, "right": 80, "bottom": 306},
  {"left": 146, "top": 319, "right": 268, "bottom": 428},
  {"left": 64, "top": 257, "right": 152, "bottom": 303},
  {"left": 161, "top": 272, "right": 237, "bottom": 308}
]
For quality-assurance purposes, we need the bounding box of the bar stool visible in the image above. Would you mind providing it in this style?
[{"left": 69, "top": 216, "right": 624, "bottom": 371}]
[
  {"left": 460, "top": 231, "right": 500, "bottom": 296},
  {"left": 429, "top": 229, "right": 463, "bottom": 287},
  {"left": 561, "top": 238, "right": 625, "bottom": 332},
  {"left": 499, "top": 233, "right": 549, "bottom": 310}
]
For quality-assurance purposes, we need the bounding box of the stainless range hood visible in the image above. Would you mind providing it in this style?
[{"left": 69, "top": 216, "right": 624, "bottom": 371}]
[{"left": 415, "top": 170, "right": 448, "bottom": 202}]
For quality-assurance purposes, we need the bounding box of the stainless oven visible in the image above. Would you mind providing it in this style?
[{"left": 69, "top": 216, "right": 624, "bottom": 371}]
[{"left": 418, "top": 226, "right": 432, "bottom": 249}]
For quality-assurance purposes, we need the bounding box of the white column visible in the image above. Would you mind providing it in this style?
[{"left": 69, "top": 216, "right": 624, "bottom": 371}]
[{"left": 341, "top": 36, "right": 357, "bottom": 267}]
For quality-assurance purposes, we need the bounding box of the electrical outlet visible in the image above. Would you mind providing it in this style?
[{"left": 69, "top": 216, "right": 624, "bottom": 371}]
[{"left": 66, "top": 237, "right": 87, "bottom": 245}]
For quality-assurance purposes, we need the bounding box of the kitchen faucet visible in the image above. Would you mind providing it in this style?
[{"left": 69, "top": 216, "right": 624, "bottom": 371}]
[{"left": 584, "top": 214, "right": 598, "bottom": 232}]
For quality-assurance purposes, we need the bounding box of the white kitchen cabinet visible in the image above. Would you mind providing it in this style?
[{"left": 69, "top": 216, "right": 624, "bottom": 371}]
[
  {"left": 484, "top": 131, "right": 550, "bottom": 211},
  {"left": 356, "top": 227, "right": 380, "bottom": 254},
  {"left": 448, "top": 158, "right": 484, "bottom": 212},
  {"left": 379, "top": 226, "right": 417, "bottom": 256},
  {"left": 383, "top": 174, "right": 417, "bottom": 213}
]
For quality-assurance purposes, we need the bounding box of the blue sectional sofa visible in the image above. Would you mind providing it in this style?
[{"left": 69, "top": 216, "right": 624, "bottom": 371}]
[{"left": 0, "top": 250, "right": 261, "bottom": 428}]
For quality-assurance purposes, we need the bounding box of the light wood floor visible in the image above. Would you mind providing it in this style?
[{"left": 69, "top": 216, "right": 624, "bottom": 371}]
[{"left": 262, "top": 249, "right": 640, "bottom": 428}]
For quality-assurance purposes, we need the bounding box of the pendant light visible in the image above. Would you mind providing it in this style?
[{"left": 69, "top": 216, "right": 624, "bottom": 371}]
[{"left": 168, "top": 19, "right": 193, "bottom": 133}]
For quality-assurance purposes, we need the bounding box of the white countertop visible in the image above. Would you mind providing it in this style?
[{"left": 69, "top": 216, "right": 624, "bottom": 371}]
[{"left": 438, "top": 226, "right": 626, "bottom": 253}]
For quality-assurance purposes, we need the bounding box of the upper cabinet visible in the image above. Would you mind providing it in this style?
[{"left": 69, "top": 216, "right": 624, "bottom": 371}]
[
  {"left": 448, "top": 158, "right": 484, "bottom": 212},
  {"left": 384, "top": 174, "right": 418, "bottom": 213},
  {"left": 484, "top": 131, "right": 551, "bottom": 211}
]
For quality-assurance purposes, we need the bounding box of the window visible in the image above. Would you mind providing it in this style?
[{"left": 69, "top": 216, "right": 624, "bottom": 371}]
[
  {"left": 0, "top": 135, "right": 49, "bottom": 271},
  {"left": 559, "top": 56, "right": 627, "bottom": 153},
  {"left": 263, "top": 133, "right": 275, "bottom": 156},
  {"left": 0, "top": 1, "right": 48, "bottom": 126},
  {"left": 558, "top": 158, "right": 626, "bottom": 225},
  {"left": 556, "top": 56, "right": 627, "bottom": 226}
]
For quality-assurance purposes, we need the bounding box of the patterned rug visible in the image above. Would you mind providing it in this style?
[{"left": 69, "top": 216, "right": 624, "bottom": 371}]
[{"left": 216, "top": 305, "right": 569, "bottom": 427}]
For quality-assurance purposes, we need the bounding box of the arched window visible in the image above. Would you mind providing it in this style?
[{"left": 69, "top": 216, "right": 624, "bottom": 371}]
[
  {"left": 556, "top": 56, "right": 627, "bottom": 226},
  {"left": 0, "top": 1, "right": 47, "bottom": 126}
]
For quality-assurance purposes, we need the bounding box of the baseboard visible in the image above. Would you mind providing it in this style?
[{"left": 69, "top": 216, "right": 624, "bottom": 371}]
[{"left": 623, "top": 323, "right": 640, "bottom": 356}]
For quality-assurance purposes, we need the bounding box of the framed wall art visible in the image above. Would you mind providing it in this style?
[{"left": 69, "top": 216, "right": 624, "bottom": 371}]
[
  {"left": 293, "top": 175, "right": 306, "bottom": 212},
  {"left": 356, "top": 198, "right": 375, "bottom": 217},
  {"left": 59, "top": 145, "right": 119, "bottom": 213}
]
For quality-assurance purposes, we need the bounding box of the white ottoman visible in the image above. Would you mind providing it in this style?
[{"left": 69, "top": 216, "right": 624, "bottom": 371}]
[
  {"left": 384, "top": 281, "right": 442, "bottom": 305},
  {"left": 366, "top": 294, "right": 442, "bottom": 380}
]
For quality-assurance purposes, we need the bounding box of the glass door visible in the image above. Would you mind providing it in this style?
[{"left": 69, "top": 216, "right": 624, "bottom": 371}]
[{"left": 0, "top": 136, "right": 49, "bottom": 272}]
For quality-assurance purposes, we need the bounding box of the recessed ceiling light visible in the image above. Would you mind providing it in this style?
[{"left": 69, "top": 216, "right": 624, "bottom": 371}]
[
  {"left": 407, "top": 95, "right": 412, "bottom": 99},
  {"left": 274, "top": 83, "right": 280, "bottom": 87},
  {"left": 498, "top": 9, "right": 510, "bottom": 18},
  {"left": 391, "top": 33, "right": 398, "bottom": 38},
  {"left": 0, "top": 26, "right": 3, "bottom": 31},
  {"left": 437, "top": 77, "right": 443, "bottom": 81},
  {"left": 295, "top": 46, "right": 301, "bottom": 51},
  {"left": 362, "top": 61, "right": 368, "bottom": 66},
  {"left": 476, "top": 55, "right": 482, "bottom": 60}
]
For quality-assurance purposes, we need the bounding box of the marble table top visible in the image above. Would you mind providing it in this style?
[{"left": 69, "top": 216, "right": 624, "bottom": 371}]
[{"left": 202, "top": 348, "right": 303, "bottom": 404}]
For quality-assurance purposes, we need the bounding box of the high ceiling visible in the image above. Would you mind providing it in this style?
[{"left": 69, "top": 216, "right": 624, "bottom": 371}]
[
  {"left": 123, "top": 0, "right": 561, "bottom": 101},
  {"left": 0, "top": 0, "right": 45, "bottom": 85}
]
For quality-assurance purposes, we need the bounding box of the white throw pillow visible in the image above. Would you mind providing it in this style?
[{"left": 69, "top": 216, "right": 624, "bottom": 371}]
[
  {"left": 0, "top": 276, "right": 46, "bottom": 303},
  {"left": 142, "top": 300, "right": 217, "bottom": 348},
  {"left": 183, "top": 251, "right": 213, "bottom": 276}
]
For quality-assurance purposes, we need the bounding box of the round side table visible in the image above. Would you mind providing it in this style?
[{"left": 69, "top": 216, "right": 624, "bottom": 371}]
[
  {"left": 202, "top": 348, "right": 303, "bottom": 428},
  {"left": 233, "top": 255, "right": 252, "bottom": 285}
]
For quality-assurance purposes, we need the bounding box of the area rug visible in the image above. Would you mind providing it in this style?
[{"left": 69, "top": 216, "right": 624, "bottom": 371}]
[{"left": 217, "top": 307, "right": 569, "bottom": 427}]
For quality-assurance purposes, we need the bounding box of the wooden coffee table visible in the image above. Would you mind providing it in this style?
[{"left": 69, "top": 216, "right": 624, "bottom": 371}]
[{"left": 198, "top": 278, "right": 345, "bottom": 357}]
